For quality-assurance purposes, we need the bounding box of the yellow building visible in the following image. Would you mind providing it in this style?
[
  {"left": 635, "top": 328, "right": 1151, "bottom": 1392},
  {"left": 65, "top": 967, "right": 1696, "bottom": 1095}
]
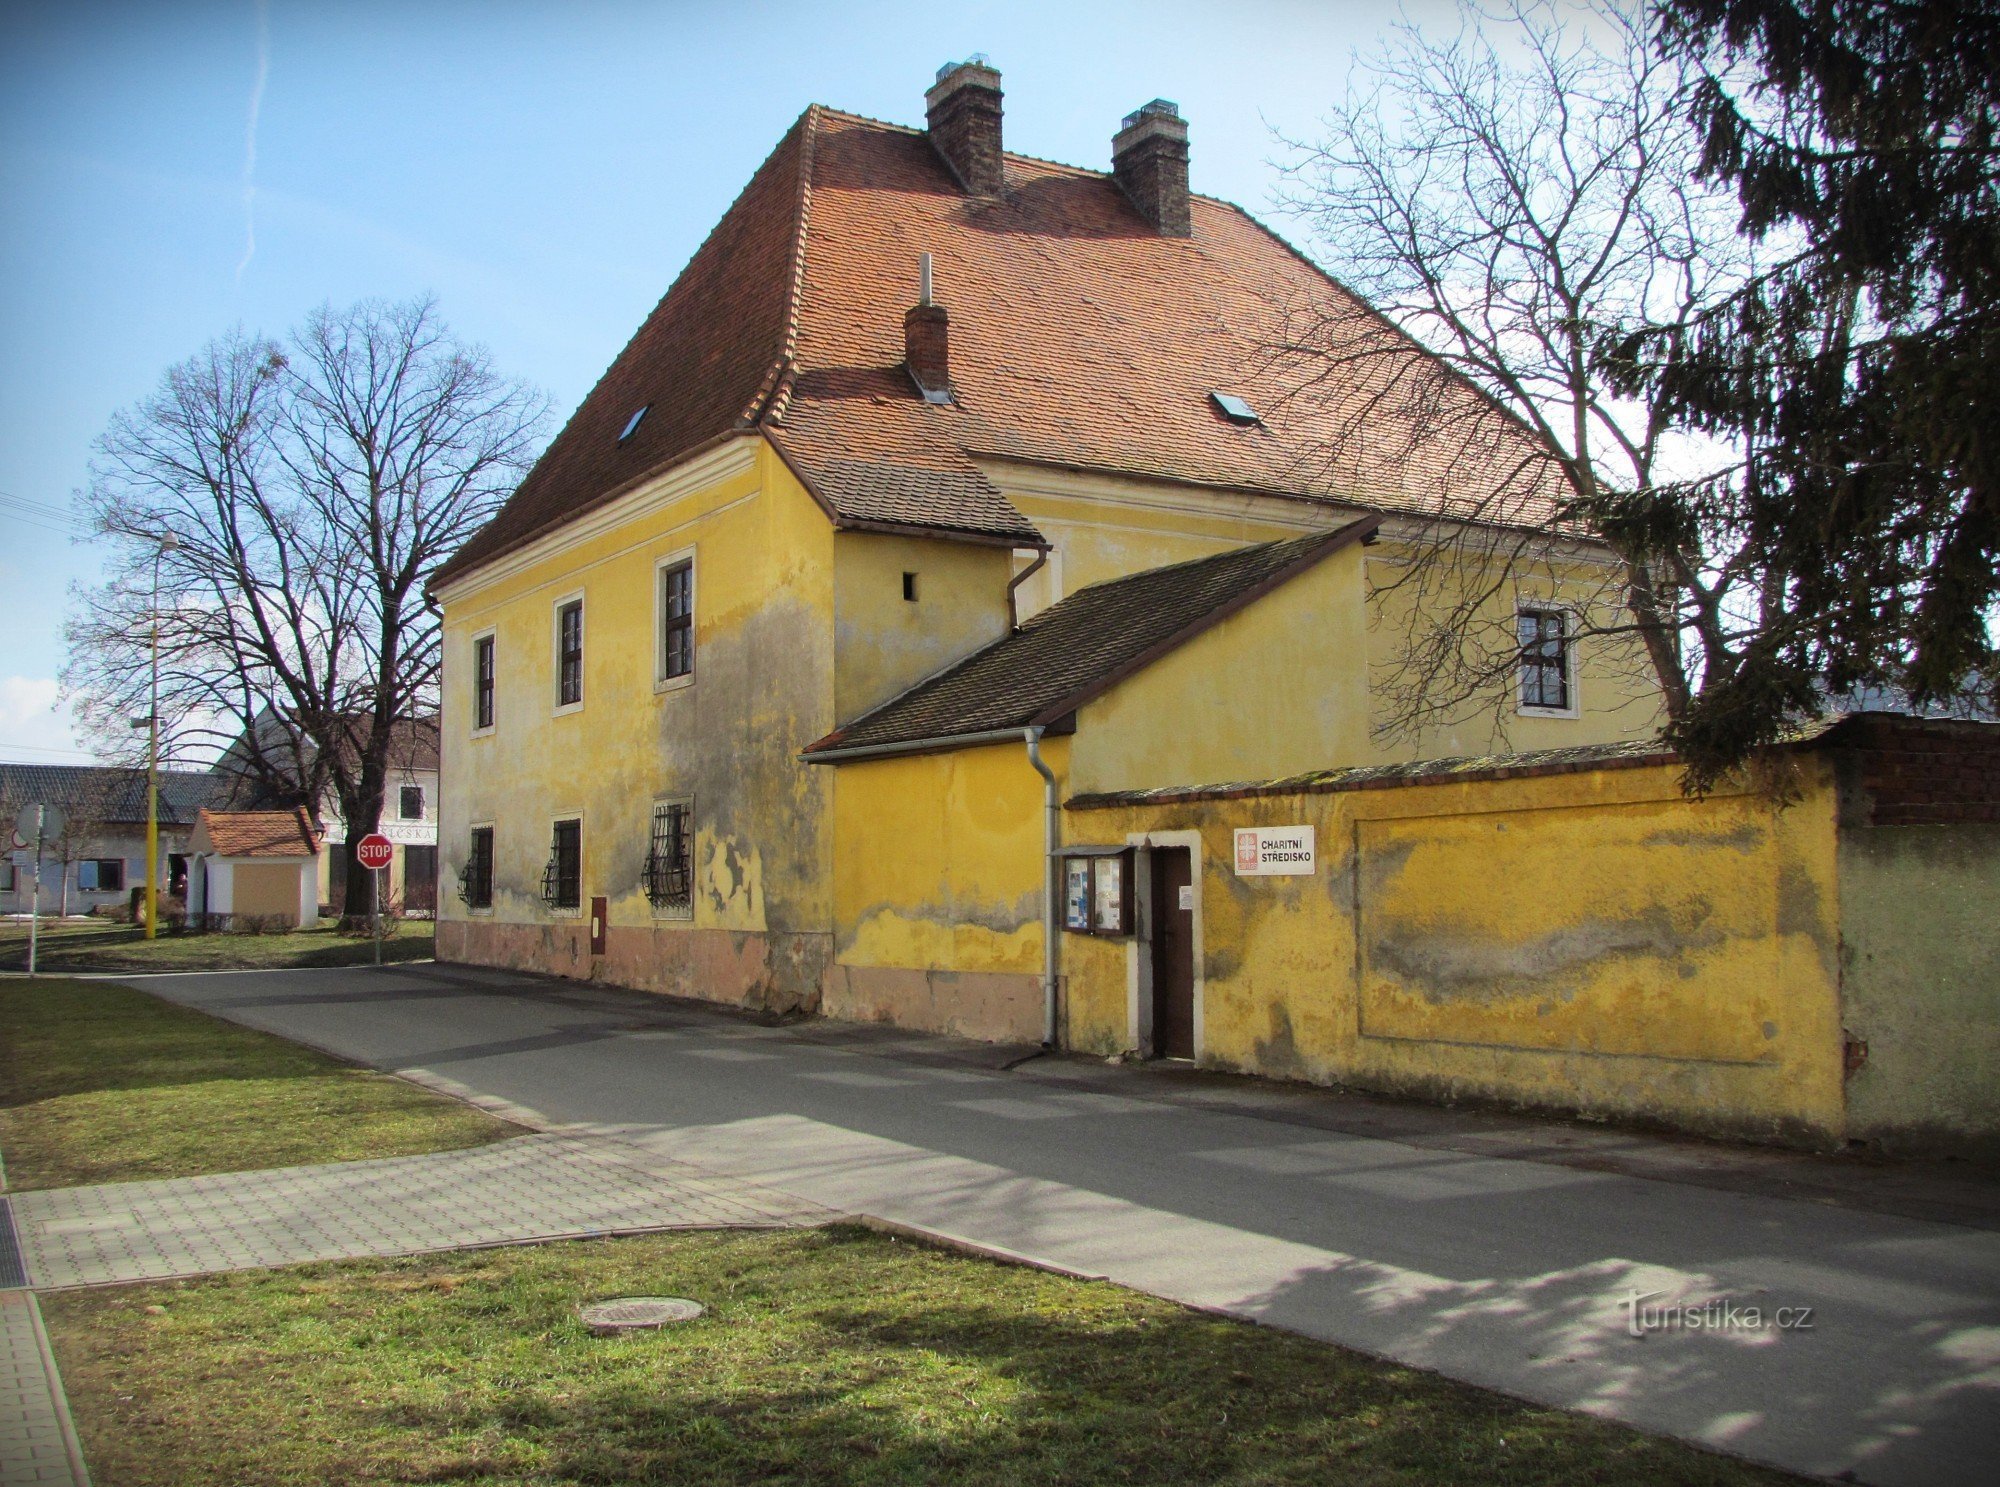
[{"left": 429, "top": 66, "right": 1683, "bottom": 1074}]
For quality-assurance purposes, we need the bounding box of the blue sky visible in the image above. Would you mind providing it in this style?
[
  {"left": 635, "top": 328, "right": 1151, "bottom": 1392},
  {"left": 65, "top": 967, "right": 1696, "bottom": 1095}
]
[{"left": 0, "top": 0, "right": 1453, "bottom": 764}]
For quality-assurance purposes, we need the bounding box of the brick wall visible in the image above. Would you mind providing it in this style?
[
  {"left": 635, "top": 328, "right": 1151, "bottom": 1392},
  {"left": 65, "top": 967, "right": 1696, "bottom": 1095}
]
[{"left": 1832, "top": 715, "right": 2000, "bottom": 825}]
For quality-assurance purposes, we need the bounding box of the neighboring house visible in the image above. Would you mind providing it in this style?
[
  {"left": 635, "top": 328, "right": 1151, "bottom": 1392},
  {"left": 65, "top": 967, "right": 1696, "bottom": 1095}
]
[
  {"left": 428, "top": 61, "right": 1663, "bottom": 1013},
  {"left": 185, "top": 808, "right": 322, "bottom": 930},
  {"left": 210, "top": 714, "right": 441, "bottom": 916},
  {"left": 0, "top": 763, "right": 215, "bottom": 916}
]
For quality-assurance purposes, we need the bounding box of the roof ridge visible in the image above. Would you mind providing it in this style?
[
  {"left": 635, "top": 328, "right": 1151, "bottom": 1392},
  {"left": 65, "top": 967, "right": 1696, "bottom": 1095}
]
[{"left": 742, "top": 104, "right": 822, "bottom": 427}]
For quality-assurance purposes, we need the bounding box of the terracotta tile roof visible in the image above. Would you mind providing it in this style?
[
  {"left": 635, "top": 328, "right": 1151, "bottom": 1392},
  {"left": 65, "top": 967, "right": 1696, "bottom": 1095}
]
[
  {"left": 435, "top": 105, "right": 1561, "bottom": 589},
  {"left": 195, "top": 808, "right": 320, "bottom": 858},
  {"left": 804, "top": 517, "right": 1378, "bottom": 758}
]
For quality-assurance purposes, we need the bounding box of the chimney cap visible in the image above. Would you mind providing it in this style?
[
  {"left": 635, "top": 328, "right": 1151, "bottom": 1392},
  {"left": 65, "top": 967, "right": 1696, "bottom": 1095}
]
[
  {"left": 1122, "top": 98, "right": 1181, "bottom": 130},
  {"left": 935, "top": 53, "right": 995, "bottom": 85}
]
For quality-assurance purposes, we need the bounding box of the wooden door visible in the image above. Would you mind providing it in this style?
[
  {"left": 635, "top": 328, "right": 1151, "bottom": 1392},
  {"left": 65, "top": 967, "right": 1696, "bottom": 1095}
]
[
  {"left": 403, "top": 845, "right": 438, "bottom": 914},
  {"left": 1151, "top": 848, "right": 1195, "bottom": 1058}
]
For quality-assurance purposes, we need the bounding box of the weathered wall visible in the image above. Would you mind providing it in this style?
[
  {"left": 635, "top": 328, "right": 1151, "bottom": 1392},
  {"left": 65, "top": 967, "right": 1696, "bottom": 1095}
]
[
  {"left": 434, "top": 437, "right": 838, "bottom": 1012},
  {"left": 1065, "top": 757, "right": 1851, "bottom": 1146},
  {"left": 833, "top": 531, "right": 1013, "bottom": 720},
  {"left": 823, "top": 736, "right": 1060, "bottom": 1040}
]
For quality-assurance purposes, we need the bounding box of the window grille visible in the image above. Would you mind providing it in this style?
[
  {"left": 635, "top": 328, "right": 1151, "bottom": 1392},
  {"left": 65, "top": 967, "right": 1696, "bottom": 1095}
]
[
  {"left": 557, "top": 600, "right": 584, "bottom": 706},
  {"left": 1517, "top": 608, "right": 1570, "bottom": 711},
  {"left": 474, "top": 634, "right": 495, "bottom": 728},
  {"left": 660, "top": 561, "right": 694, "bottom": 681},
  {"left": 458, "top": 826, "right": 493, "bottom": 909},
  {"left": 644, "top": 800, "right": 693, "bottom": 916},
  {"left": 542, "top": 818, "right": 581, "bottom": 909}
]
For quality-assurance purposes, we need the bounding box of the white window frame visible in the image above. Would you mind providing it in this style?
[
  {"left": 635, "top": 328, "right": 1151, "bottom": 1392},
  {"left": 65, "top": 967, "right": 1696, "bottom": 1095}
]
[
  {"left": 646, "top": 794, "right": 696, "bottom": 921},
  {"left": 470, "top": 626, "right": 497, "bottom": 738},
  {"left": 544, "top": 811, "right": 584, "bottom": 917},
  {"left": 1515, "top": 603, "right": 1580, "bottom": 719},
  {"left": 653, "top": 547, "right": 697, "bottom": 694},
  {"left": 552, "top": 591, "right": 586, "bottom": 716}
]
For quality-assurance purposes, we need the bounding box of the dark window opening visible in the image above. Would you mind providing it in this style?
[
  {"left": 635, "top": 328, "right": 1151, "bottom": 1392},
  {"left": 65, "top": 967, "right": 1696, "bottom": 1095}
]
[
  {"left": 1518, "top": 608, "right": 1571, "bottom": 710},
  {"left": 474, "top": 634, "right": 495, "bottom": 729},
  {"left": 542, "top": 818, "right": 581, "bottom": 910},
  {"left": 660, "top": 561, "right": 694, "bottom": 681},
  {"left": 644, "top": 800, "right": 694, "bottom": 916},
  {"left": 399, "top": 784, "right": 424, "bottom": 820},
  {"left": 459, "top": 827, "right": 494, "bottom": 909},
  {"left": 558, "top": 599, "right": 584, "bottom": 706},
  {"left": 902, "top": 571, "right": 918, "bottom": 602},
  {"left": 80, "top": 858, "right": 126, "bottom": 892}
]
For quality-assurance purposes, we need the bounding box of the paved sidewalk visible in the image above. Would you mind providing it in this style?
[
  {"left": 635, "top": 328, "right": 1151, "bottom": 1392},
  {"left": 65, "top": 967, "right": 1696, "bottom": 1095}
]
[
  {"left": 0, "top": 1290, "right": 89, "bottom": 1486},
  {"left": 10, "top": 1131, "right": 832, "bottom": 1291}
]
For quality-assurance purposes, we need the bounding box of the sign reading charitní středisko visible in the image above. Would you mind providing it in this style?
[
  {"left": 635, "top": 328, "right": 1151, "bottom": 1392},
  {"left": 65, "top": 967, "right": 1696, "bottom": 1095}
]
[{"left": 1233, "top": 825, "right": 1315, "bottom": 876}]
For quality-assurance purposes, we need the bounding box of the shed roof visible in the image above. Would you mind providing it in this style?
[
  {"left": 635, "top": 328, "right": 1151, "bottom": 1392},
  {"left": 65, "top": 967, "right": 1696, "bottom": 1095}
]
[
  {"left": 804, "top": 517, "right": 1377, "bottom": 759},
  {"left": 434, "top": 103, "right": 1561, "bottom": 589}
]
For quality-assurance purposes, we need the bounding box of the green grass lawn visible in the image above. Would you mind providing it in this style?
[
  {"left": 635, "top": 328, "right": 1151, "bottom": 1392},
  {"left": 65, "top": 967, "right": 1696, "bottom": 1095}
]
[
  {"left": 0, "top": 977, "right": 516, "bottom": 1191},
  {"left": 42, "top": 1226, "right": 1794, "bottom": 1487},
  {"left": 0, "top": 916, "right": 435, "bottom": 973}
]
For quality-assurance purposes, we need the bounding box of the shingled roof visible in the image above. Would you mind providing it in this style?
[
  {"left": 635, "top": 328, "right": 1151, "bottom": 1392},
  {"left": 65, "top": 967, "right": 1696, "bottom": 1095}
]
[
  {"left": 193, "top": 808, "right": 320, "bottom": 859},
  {"left": 433, "top": 95, "right": 1560, "bottom": 589},
  {"left": 0, "top": 764, "right": 216, "bottom": 829},
  {"left": 803, "top": 517, "right": 1378, "bottom": 758}
]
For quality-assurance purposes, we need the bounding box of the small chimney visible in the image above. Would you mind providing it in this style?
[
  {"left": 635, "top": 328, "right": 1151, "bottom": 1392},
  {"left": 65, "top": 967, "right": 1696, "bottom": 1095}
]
[
  {"left": 905, "top": 252, "right": 951, "bottom": 401},
  {"left": 1113, "top": 99, "right": 1191, "bottom": 236},
  {"left": 926, "top": 57, "right": 1005, "bottom": 196}
]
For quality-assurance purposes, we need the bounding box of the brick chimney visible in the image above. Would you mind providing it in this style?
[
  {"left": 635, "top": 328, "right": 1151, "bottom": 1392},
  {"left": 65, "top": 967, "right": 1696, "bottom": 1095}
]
[
  {"left": 926, "top": 57, "right": 1005, "bottom": 196},
  {"left": 1113, "top": 99, "right": 1191, "bottom": 236},
  {"left": 905, "top": 252, "right": 951, "bottom": 401}
]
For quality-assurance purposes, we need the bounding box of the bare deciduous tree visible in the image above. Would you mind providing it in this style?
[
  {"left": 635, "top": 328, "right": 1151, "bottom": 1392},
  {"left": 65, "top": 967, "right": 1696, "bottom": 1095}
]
[
  {"left": 63, "top": 297, "right": 548, "bottom": 921},
  {"left": 1276, "top": 0, "right": 1760, "bottom": 766}
]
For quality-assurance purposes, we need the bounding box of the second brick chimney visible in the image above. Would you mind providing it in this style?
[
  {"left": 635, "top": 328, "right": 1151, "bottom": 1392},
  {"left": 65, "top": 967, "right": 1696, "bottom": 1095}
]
[
  {"left": 1113, "top": 99, "right": 1191, "bottom": 236},
  {"left": 905, "top": 253, "right": 951, "bottom": 401},
  {"left": 926, "top": 57, "right": 1005, "bottom": 196}
]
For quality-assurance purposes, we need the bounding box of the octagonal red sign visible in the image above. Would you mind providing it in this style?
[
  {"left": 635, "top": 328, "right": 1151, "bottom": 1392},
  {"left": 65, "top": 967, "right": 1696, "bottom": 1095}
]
[{"left": 355, "top": 833, "right": 394, "bottom": 871}]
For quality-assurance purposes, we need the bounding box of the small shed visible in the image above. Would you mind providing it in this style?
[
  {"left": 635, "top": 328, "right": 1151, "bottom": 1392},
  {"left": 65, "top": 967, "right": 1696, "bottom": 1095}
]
[{"left": 187, "top": 808, "right": 321, "bottom": 929}]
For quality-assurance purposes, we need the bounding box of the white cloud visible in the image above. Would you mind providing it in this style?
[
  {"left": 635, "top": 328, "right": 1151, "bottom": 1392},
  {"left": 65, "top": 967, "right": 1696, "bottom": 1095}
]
[{"left": 0, "top": 676, "right": 99, "bottom": 764}]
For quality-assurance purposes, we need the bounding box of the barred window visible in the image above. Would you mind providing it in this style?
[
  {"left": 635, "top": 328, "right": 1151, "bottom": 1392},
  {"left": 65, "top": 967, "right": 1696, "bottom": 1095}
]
[
  {"left": 557, "top": 599, "right": 584, "bottom": 707},
  {"left": 474, "top": 634, "right": 495, "bottom": 729},
  {"left": 1517, "top": 608, "right": 1571, "bottom": 711},
  {"left": 459, "top": 826, "right": 493, "bottom": 909},
  {"left": 645, "top": 799, "right": 693, "bottom": 917},
  {"left": 542, "top": 818, "right": 581, "bottom": 910},
  {"left": 660, "top": 560, "right": 694, "bottom": 681}
]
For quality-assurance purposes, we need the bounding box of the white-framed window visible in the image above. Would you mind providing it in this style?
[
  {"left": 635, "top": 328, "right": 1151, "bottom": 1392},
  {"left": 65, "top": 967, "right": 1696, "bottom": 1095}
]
[
  {"left": 654, "top": 549, "right": 696, "bottom": 691},
  {"left": 78, "top": 858, "right": 127, "bottom": 892},
  {"left": 542, "top": 815, "right": 582, "bottom": 914},
  {"left": 645, "top": 796, "right": 695, "bottom": 919},
  {"left": 552, "top": 592, "right": 585, "bottom": 713},
  {"left": 471, "top": 628, "right": 497, "bottom": 735},
  {"left": 1516, "top": 606, "right": 1578, "bottom": 716}
]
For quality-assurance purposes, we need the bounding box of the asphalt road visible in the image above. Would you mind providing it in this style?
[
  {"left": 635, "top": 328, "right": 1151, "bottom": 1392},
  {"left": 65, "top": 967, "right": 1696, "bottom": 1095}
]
[{"left": 121, "top": 961, "right": 2000, "bottom": 1486}]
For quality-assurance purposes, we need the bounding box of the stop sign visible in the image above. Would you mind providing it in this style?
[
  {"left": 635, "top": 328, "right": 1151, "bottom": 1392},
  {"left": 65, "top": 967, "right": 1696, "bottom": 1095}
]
[{"left": 355, "top": 833, "right": 395, "bottom": 871}]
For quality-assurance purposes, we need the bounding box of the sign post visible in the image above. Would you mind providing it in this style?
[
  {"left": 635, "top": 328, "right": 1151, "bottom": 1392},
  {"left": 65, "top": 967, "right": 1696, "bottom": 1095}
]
[
  {"left": 15, "top": 804, "right": 64, "bottom": 977},
  {"left": 355, "top": 833, "right": 395, "bottom": 967}
]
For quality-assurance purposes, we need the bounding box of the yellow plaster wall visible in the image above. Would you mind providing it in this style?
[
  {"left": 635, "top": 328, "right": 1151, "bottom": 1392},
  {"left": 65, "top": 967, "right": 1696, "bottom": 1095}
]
[
  {"left": 435, "top": 438, "right": 837, "bottom": 1002},
  {"left": 1069, "top": 544, "right": 1370, "bottom": 796},
  {"left": 1065, "top": 757, "right": 1849, "bottom": 1146},
  {"left": 830, "top": 735, "right": 1064, "bottom": 977},
  {"left": 833, "top": 532, "right": 1013, "bottom": 720}
]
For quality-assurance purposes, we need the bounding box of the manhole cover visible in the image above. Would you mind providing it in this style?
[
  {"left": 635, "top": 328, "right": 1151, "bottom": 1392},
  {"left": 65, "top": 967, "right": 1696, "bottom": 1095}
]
[{"left": 579, "top": 1296, "right": 705, "bottom": 1334}]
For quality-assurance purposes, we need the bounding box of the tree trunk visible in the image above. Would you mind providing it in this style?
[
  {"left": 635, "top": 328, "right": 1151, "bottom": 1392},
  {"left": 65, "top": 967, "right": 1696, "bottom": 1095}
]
[{"left": 337, "top": 780, "right": 388, "bottom": 932}]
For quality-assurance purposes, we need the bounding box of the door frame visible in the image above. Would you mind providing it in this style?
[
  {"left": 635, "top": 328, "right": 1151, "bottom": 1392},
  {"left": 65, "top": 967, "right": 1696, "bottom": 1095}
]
[{"left": 1125, "top": 829, "right": 1204, "bottom": 1059}]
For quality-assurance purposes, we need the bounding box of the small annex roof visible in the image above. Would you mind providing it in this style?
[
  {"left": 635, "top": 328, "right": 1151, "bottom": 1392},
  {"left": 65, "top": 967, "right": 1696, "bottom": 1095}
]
[
  {"left": 192, "top": 808, "right": 320, "bottom": 859},
  {"left": 804, "top": 517, "right": 1378, "bottom": 760},
  {"left": 433, "top": 97, "right": 1564, "bottom": 591}
]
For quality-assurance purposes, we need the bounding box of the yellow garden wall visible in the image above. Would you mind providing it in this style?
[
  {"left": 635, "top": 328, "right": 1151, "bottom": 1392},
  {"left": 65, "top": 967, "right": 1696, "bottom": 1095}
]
[{"left": 1065, "top": 757, "right": 1850, "bottom": 1145}]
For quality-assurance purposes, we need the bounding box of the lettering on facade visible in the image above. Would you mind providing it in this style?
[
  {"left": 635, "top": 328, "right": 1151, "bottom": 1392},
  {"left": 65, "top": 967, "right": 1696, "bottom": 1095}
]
[{"left": 1233, "top": 825, "right": 1315, "bottom": 877}]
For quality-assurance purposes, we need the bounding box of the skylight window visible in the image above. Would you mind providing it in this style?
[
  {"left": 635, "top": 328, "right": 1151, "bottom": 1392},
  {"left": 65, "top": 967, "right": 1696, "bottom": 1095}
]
[
  {"left": 1209, "top": 391, "right": 1259, "bottom": 425},
  {"left": 618, "top": 406, "right": 649, "bottom": 442}
]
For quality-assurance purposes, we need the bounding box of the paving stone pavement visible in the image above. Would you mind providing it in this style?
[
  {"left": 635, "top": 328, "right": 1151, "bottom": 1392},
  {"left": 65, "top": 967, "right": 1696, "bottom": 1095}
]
[
  {"left": 10, "top": 1131, "right": 835, "bottom": 1291},
  {"left": 0, "top": 1291, "right": 90, "bottom": 1486}
]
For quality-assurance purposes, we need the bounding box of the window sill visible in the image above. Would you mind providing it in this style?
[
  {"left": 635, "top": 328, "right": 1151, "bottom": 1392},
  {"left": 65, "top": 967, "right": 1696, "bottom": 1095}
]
[
  {"left": 547, "top": 905, "right": 583, "bottom": 919},
  {"left": 649, "top": 906, "right": 695, "bottom": 922},
  {"left": 653, "top": 672, "right": 696, "bottom": 697},
  {"left": 470, "top": 725, "right": 496, "bottom": 741},
  {"left": 1517, "top": 704, "right": 1580, "bottom": 720},
  {"left": 552, "top": 701, "right": 584, "bottom": 719}
]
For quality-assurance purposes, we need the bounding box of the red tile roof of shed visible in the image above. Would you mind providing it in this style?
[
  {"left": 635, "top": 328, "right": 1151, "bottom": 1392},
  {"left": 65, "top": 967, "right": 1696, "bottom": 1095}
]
[
  {"left": 434, "top": 106, "right": 1561, "bottom": 588},
  {"left": 195, "top": 808, "right": 320, "bottom": 859}
]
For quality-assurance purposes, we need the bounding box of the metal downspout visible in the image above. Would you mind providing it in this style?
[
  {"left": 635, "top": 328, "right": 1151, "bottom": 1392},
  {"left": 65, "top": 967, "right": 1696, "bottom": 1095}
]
[{"left": 1023, "top": 726, "right": 1059, "bottom": 1047}]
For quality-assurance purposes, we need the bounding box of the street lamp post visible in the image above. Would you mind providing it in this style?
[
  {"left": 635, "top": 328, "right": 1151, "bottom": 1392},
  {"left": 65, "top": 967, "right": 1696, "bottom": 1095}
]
[{"left": 143, "top": 531, "right": 179, "bottom": 940}]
